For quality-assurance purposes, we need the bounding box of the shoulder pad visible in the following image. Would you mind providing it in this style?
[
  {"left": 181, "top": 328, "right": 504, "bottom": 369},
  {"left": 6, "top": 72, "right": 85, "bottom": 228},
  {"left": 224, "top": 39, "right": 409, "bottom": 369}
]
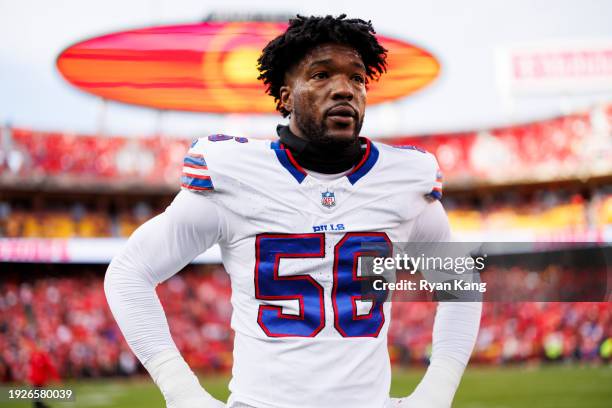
[
  {"left": 180, "top": 134, "right": 253, "bottom": 193},
  {"left": 424, "top": 153, "right": 443, "bottom": 201},
  {"left": 390, "top": 144, "right": 443, "bottom": 200}
]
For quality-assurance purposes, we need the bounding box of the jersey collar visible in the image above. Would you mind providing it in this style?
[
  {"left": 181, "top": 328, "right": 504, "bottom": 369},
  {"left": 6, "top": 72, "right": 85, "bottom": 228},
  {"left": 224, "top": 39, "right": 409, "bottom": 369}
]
[{"left": 271, "top": 138, "right": 379, "bottom": 185}]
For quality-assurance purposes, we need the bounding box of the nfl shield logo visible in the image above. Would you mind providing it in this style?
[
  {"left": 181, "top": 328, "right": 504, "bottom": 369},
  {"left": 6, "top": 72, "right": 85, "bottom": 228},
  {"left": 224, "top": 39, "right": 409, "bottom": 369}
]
[{"left": 321, "top": 191, "right": 336, "bottom": 208}]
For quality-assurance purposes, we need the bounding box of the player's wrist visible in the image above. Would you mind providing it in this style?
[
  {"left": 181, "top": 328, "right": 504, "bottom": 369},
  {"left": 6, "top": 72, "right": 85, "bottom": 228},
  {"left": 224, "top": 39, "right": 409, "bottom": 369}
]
[
  {"left": 144, "top": 349, "right": 220, "bottom": 407},
  {"left": 411, "top": 356, "right": 465, "bottom": 407}
]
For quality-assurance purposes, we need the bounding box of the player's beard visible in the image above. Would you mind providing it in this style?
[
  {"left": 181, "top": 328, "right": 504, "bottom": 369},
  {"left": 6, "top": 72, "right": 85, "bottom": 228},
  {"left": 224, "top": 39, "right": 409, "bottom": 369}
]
[{"left": 294, "top": 106, "right": 364, "bottom": 149}]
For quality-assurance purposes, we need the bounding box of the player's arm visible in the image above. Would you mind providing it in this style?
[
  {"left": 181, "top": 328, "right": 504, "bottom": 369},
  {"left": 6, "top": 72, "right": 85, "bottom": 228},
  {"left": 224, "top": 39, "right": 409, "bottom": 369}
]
[
  {"left": 393, "top": 200, "right": 482, "bottom": 408},
  {"left": 104, "top": 190, "right": 225, "bottom": 408}
]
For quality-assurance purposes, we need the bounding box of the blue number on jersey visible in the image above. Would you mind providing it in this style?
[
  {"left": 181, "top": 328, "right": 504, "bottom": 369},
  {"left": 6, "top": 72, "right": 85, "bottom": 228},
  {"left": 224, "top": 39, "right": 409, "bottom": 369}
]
[
  {"left": 255, "top": 232, "right": 391, "bottom": 338},
  {"left": 333, "top": 233, "right": 392, "bottom": 337},
  {"left": 255, "top": 234, "right": 325, "bottom": 337}
]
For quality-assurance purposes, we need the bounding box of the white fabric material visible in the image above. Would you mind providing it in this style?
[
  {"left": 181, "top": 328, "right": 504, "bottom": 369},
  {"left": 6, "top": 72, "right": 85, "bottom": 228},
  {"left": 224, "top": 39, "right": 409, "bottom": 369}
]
[
  {"left": 104, "top": 137, "right": 481, "bottom": 408},
  {"left": 144, "top": 349, "right": 225, "bottom": 408},
  {"left": 104, "top": 190, "right": 223, "bottom": 363}
]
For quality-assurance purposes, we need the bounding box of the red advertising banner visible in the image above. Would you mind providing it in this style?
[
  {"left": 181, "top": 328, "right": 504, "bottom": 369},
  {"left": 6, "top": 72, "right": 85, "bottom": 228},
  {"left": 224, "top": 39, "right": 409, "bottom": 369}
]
[{"left": 499, "top": 41, "right": 612, "bottom": 95}]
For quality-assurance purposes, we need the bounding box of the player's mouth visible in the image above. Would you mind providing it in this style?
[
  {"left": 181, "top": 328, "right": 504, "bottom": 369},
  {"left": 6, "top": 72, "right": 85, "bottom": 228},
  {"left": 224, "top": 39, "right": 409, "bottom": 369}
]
[{"left": 326, "top": 105, "right": 357, "bottom": 126}]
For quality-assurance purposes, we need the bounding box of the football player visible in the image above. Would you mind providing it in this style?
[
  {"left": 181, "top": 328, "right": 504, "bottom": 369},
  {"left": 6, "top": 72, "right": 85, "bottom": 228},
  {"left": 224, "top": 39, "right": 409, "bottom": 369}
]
[{"left": 105, "top": 14, "right": 482, "bottom": 408}]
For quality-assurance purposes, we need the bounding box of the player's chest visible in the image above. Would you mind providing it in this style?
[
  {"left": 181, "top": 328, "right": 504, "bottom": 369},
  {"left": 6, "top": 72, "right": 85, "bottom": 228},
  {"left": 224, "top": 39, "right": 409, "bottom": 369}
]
[{"left": 220, "top": 175, "right": 414, "bottom": 242}]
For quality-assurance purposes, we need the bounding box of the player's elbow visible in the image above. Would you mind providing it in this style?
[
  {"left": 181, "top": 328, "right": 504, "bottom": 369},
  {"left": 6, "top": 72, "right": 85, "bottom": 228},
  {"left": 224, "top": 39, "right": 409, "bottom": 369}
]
[
  {"left": 104, "top": 250, "right": 153, "bottom": 306},
  {"left": 104, "top": 256, "right": 126, "bottom": 307}
]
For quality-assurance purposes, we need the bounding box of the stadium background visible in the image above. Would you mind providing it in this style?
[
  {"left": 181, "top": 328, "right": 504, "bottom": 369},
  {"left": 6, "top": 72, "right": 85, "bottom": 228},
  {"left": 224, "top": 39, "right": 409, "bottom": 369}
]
[{"left": 1, "top": 1, "right": 611, "bottom": 407}]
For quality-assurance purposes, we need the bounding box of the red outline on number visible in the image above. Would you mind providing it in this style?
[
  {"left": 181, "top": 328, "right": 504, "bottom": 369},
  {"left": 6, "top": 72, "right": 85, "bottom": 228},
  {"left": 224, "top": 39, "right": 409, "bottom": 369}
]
[
  {"left": 254, "top": 233, "right": 326, "bottom": 338},
  {"left": 332, "top": 232, "right": 392, "bottom": 338},
  {"left": 352, "top": 295, "right": 373, "bottom": 320}
]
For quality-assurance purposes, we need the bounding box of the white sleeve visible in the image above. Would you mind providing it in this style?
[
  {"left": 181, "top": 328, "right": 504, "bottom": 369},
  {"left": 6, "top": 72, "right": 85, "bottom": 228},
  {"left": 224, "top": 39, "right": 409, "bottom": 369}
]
[
  {"left": 405, "top": 201, "right": 482, "bottom": 407},
  {"left": 104, "top": 190, "right": 223, "bottom": 364},
  {"left": 411, "top": 199, "right": 452, "bottom": 243}
]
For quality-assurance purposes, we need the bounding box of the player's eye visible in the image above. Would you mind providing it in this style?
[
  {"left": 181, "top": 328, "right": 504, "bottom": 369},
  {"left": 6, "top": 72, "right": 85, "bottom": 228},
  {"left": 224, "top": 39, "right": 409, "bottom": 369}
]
[
  {"left": 352, "top": 74, "right": 365, "bottom": 84},
  {"left": 312, "top": 72, "right": 328, "bottom": 80}
]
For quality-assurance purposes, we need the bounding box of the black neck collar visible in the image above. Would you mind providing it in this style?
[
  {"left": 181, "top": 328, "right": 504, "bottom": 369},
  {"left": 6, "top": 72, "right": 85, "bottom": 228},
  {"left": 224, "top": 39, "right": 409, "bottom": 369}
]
[{"left": 276, "top": 125, "right": 363, "bottom": 174}]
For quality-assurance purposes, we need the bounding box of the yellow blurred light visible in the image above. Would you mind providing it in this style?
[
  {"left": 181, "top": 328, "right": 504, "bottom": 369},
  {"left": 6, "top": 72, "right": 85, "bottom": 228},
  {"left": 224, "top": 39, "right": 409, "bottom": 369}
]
[{"left": 223, "top": 48, "right": 261, "bottom": 85}]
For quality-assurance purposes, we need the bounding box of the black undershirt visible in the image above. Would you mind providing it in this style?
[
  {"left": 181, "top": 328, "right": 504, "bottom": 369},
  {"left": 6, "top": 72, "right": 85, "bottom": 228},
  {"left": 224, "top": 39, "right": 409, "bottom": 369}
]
[{"left": 276, "top": 125, "right": 364, "bottom": 174}]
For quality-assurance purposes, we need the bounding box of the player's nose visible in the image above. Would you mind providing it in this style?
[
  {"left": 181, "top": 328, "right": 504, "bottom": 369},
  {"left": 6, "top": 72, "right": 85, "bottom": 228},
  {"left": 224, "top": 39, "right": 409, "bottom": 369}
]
[{"left": 330, "top": 76, "right": 354, "bottom": 101}]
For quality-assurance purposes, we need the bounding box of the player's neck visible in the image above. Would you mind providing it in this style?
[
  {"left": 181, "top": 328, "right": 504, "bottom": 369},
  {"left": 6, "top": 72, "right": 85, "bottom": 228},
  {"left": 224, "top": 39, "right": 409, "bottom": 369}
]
[{"left": 276, "top": 125, "right": 363, "bottom": 174}]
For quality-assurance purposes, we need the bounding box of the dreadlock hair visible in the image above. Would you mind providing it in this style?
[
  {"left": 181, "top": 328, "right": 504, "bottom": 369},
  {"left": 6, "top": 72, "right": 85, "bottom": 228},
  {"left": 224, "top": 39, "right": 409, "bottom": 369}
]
[{"left": 257, "top": 14, "right": 388, "bottom": 117}]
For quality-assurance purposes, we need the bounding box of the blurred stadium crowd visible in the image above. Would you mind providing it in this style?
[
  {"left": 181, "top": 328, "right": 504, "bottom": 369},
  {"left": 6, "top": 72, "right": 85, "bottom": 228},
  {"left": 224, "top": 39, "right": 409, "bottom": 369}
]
[
  {"left": 1, "top": 102, "right": 611, "bottom": 187},
  {"left": 0, "top": 266, "right": 610, "bottom": 383},
  {"left": 1, "top": 187, "right": 610, "bottom": 238},
  {"left": 0, "top": 200, "right": 154, "bottom": 238}
]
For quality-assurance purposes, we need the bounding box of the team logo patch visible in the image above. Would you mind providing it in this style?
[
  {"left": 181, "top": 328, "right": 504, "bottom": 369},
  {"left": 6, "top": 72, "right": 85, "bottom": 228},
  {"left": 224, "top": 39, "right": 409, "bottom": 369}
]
[{"left": 321, "top": 191, "right": 336, "bottom": 208}]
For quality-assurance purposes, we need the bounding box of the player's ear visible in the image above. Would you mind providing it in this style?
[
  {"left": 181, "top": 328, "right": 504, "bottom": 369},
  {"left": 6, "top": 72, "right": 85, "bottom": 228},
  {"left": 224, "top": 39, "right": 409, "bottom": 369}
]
[{"left": 279, "top": 85, "right": 292, "bottom": 114}]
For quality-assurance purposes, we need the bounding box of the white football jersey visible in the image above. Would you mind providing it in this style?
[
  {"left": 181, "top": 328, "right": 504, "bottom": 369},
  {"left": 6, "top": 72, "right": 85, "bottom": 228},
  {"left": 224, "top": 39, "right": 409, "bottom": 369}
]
[{"left": 181, "top": 134, "right": 442, "bottom": 408}]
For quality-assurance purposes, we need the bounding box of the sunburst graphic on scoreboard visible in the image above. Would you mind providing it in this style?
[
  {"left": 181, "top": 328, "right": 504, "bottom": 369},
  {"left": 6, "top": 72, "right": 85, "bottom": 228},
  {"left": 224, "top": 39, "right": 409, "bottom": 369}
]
[{"left": 56, "top": 21, "right": 440, "bottom": 113}]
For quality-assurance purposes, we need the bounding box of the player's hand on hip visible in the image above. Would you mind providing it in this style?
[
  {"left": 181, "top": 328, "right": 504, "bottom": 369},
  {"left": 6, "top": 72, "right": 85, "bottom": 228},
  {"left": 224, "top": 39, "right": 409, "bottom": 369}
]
[{"left": 144, "top": 350, "right": 226, "bottom": 408}]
